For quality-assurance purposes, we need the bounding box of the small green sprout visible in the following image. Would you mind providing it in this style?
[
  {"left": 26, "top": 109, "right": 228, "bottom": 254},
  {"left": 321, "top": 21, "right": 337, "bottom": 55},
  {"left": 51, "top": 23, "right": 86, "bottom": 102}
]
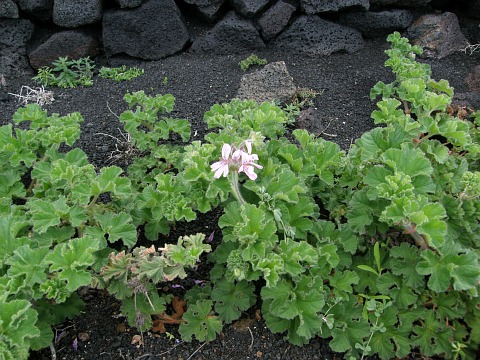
[
  {"left": 239, "top": 54, "right": 267, "bottom": 72},
  {"left": 99, "top": 65, "right": 144, "bottom": 82}
]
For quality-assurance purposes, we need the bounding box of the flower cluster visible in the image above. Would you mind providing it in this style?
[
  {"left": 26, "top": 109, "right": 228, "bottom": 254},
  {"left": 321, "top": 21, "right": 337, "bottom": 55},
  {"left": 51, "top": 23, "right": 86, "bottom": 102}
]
[{"left": 211, "top": 141, "right": 263, "bottom": 180}]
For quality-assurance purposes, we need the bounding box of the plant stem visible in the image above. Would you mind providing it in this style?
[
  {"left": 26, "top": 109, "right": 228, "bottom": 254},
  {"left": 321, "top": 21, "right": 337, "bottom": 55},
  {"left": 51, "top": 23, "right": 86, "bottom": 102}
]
[
  {"left": 403, "top": 223, "right": 428, "bottom": 250},
  {"left": 230, "top": 172, "right": 246, "bottom": 206}
]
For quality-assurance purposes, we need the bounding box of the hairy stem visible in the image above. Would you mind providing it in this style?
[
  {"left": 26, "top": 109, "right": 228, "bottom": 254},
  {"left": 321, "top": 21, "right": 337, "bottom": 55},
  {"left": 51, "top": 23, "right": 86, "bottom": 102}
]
[{"left": 230, "top": 172, "right": 246, "bottom": 206}]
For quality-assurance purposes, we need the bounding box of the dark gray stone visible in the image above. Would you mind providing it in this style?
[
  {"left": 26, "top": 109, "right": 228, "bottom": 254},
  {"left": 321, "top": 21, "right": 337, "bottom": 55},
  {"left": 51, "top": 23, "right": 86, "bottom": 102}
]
[
  {"left": 301, "top": 0, "right": 369, "bottom": 14},
  {"left": 28, "top": 30, "right": 100, "bottom": 69},
  {"left": 467, "top": 0, "right": 480, "bottom": 19},
  {"left": 53, "top": 0, "right": 102, "bottom": 28},
  {"left": 184, "top": 0, "right": 226, "bottom": 22},
  {"left": 236, "top": 61, "right": 297, "bottom": 104},
  {"left": 258, "top": 0, "right": 296, "bottom": 41},
  {"left": 370, "top": 0, "right": 430, "bottom": 6},
  {"left": 0, "top": 18, "right": 34, "bottom": 47},
  {"left": 0, "top": 19, "right": 34, "bottom": 78},
  {"left": 406, "top": 12, "right": 469, "bottom": 59},
  {"left": 1, "top": 46, "right": 32, "bottom": 78},
  {"left": 17, "top": 0, "right": 53, "bottom": 20},
  {"left": 0, "top": 0, "right": 19, "bottom": 18},
  {"left": 271, "top": 15, "right": 364, "bottom": 55},
  {"left": 103, "top": 0, "right": 189, "bottom": 60},
  {"left": 114, "top": 0, "right": 142, "bottom": 8},
  {"left": 231, "top": 0, "right": 270, "bottom": 18},
  {"left": 465, "top": 65, "right": 480, "bottom": 92},
  {"left": 191, "top": 11, "right": 265, "bottom": 55},
  {"left": 340, "top": 10, "right": 413, "bottom": 39}
]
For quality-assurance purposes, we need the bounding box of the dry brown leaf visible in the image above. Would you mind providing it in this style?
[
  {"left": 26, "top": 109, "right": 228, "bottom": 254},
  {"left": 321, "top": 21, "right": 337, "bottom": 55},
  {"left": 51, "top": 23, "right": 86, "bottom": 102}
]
[{"left": 131, "top": 334, "right": 142, "bottom": 345}]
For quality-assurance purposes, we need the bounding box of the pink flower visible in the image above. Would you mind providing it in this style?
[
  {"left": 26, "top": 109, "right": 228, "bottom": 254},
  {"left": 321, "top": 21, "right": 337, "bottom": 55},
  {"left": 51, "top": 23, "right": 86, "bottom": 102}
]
[
  {"left": 211, "top": 141, "right": 263, "bottom": 180},
  {"left": 211, "top": 143, "right": 232, "bottom": 179},
  {"left": 238, "top": 141, "right": 263, "bottom": 180}
]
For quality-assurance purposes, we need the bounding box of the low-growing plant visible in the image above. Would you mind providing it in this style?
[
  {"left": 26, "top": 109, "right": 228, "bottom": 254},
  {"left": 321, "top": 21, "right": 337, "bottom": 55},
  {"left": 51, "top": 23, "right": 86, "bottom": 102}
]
[
  {"left": 97, "top": 234, "right": 211, "bottom": 334},
  {"left": 99, "top": 65, "right": 144, "bottom": 81},
  {"left": 2, "top": 32, "right": 479, "bottom": 360},
  {"left": 33, "top": 56, "right": 95, "bottom": 88},
  {"left": 0, "top": 100, "right": 210, "bottom": 357},
  {"left": 239, "top": 54, "right": 267, "bottom": 72},
  {"left": 283, "top": 87, "right": 323, "bottom": 124}
]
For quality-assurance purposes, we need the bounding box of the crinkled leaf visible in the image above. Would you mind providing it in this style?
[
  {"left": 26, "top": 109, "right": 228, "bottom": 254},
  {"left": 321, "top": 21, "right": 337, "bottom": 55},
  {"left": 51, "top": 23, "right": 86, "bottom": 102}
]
[
  {"left": 95, "top": 211, "right": 137, "bottom": 247},
  {"left": 212, "top": 279, "right": 255, "bottom": 324},
  {"left": 390, "top": 243, "right": 424, "bottom": 288},
  {"left": 0, "top": 299, "right": 39, "bottom": 358},
  {"left": 262, "top": 275, "right": 325, "bottom": 343},
  {"left": 6, "top": 245, "right": 49, "bottom": 290},
  {"left": 278, "top": 240, "right": 318, "bottom": 278},
  {"left": 179, "top": 300, "right": 222, "bottom": 342},
  {"left": 381, "top": 145, "right": 432, "bottom": 178},
  {"left": 44, "top": 236, "right": 100, "bottom": 292},
  {"left": 328, "top": 270, "right": 359, "bottom": 300},
  {"left": 416, "top": 250, "right": 451, "bottom": 292}
]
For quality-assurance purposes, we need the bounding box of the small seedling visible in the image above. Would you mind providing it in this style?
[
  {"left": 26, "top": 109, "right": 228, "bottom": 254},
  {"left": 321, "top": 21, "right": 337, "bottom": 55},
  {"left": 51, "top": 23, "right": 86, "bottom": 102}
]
[
  {"left": 99, "top": 65, "right": 144, "bottom": 81},
  {"left": 283, "top": 87, "right": 323, "bottom": 124},
  {"left": 239, "top": 54, "right": 267, "bottom": 72}
]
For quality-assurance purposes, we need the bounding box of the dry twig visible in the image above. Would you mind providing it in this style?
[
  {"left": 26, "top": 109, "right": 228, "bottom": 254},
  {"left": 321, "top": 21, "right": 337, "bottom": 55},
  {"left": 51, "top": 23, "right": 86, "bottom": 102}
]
[{"left": 9, "top": 85, "right": 54, "bottom": 106}]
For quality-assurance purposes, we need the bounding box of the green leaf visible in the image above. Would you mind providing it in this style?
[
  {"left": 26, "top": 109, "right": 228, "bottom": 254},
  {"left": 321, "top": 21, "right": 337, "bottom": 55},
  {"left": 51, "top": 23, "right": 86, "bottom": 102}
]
[
  {"left": 412, "top": 311, "right": 453, "bottom": 357},
  {"left": 121, "top": 290, "right": 169, "bottom": 332},
  {"left": 0, "top": 214, "right": 30, "bottom": 264},
  {"left": 328, "top": 270, "right": 359, "bottom": 299},
  {"left": 416, "top": 250, "right": 451, "bottom": 292},
  {"left": 6, "top": 245, "right": 49, "bottom": 291},
  {"left": 261, "top": 275, "right": 325, "bottom": 344},
  {"left": 212, "top": 279, "right": 256, "bottom": 324},
  {"left": 179, "top": 300, "right": 222, "bottom": 342},
  {"left": 44, "top": 236, "right": 100, "bottom": 292},
  {"left": 329, "top": 295, "right": 369, "bottom": 355},
  {"left": 278, "top": 240, "right": 318, "bottom": 278},
  {"left": 263, "top": 167, "right": 306, "bottom": 203},
  {"left": 28, "top": 199, "right": 61, "bottom": 234},
  {"left": 95, "top": 211, "right": 137, "bottom": 247},
  {"left": 449, "top": 251, "right": 480, "bottom": 291},
  {"left": 390, "top": 243, "right": 424, "bottom": 288},
  {"left": 0, "top": 299, "right": 40, "bottom": 360},
  {"left": 144, "top": 218, "right": 170, "bottom": 240},
  {"left": 369, "top": 305, "right": 412, "bottom": 360},
  {"left": 381, "top": 145, "right": 432, "bottom": 178}
]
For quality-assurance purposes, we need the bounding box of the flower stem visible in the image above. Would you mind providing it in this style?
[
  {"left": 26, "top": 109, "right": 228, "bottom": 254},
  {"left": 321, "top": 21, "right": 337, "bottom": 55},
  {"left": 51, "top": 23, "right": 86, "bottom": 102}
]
[{"left": 230, "top": 172, "right": 246, "bottom": 206}]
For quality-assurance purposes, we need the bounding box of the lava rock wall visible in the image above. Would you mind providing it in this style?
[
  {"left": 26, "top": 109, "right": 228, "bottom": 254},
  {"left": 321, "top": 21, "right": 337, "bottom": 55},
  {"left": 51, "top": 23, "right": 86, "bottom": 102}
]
[{"left": 1, "top": 0, "right": 479, "bottom": 77}]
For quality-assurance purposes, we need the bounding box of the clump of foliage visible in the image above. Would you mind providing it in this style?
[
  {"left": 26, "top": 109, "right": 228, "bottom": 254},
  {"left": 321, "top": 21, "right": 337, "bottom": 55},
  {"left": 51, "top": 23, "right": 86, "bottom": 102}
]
[
  {"left": 283, "top": 87, "right": 323, "bottom": 124},
  {"left": 33, "top": 57, "right": 145, "bottom": 88},
  {"left": 2, "top": 33, "right": 479, "bottom": 360},
  {"left": 33, "top": 56, "right": 95, "bottom": 88},
  {"left": 99, "top": 65, "right": 144, "bottom": 81},
  {"left": 239, "top": 54, "right": 268, "bottom": 72}
]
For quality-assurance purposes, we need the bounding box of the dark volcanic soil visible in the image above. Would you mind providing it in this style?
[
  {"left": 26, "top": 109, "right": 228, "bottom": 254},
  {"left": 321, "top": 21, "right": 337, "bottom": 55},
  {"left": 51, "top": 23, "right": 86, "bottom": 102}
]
[{"left": 1, "top": 34, "right": 480, "bottom": 360}]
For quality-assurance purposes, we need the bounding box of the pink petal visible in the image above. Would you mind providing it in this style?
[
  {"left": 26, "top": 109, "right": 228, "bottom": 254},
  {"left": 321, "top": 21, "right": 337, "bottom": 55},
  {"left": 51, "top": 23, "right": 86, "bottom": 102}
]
[
  {"left": 214, "top": 164, "right": 229, "bottom": 178},
  {"left": 245, "top": 141, "right": 252, "bottom": 154},
  {"left": 211, "top": 161, "right": 221, "bottom": 170},
  {"left": 232, "top": 149, "right": 242, "bottom": 161},
  {"left": 242, "top": 165, "right": 257, "bottom": 180},
  {"left": 221, "top": 143, "right": 231, "bottom": 160}
]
